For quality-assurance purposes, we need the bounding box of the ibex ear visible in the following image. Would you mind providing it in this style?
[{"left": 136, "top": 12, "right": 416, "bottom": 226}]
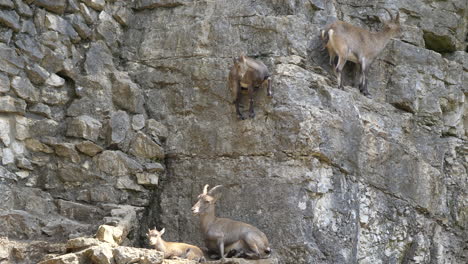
[
  {"left": 395, "top": 11, "right": 400, "bottom": 22},
  {"left": 160, "top": 228, "right": 165, "bottom": 235}
]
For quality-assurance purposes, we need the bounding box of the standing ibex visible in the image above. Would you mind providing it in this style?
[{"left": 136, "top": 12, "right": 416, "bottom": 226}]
[
  {"left": 321, "top": 8, "right": 401, "bottom": 96},
  {"left": 191, "top": 185, "right": 271, "bottom": 260},
  {"left": 228, "top": 55, "right": 272, "bottom": 120},
  {"left": 147, "top": 228, "right": 205, "bottom": 262}
]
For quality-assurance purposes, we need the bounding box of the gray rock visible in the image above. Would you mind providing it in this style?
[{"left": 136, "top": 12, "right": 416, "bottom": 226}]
[
  {"left": 96, "top": 11, "right": 122, "bottom": 51},
  {"left": 82, "top": 0, "right": 105, "bottom": 11},
  {"left": 2, "top": 148, "right": 14, "bottom": 165},
  {"left": 0, "top": 43, "right": 24, "bottom": 75},
  {"left": 133, "top": 0, "right": 186, "bottom": 10},
  {"left": 0, "top": 28, "right": 12, "bottom": 44},
  {"left": 29, "top": 119, "right": 60, "bottom": 137},
  {"left": 66, "top": 0, "right": 80, "bottom": 13},
  {"left": 66, "top": 115, "right": 102, "bottom": 142},
  {"left": 57, "top": 200, "right": 103, "bottom": 222},
  {"left": 113, "top": 6, "right": 132, "bottom": 27},
  {"left": 41, "top": 87, "right": 70, "bottom": 105},
  {"left": 66, "top": 14, "right": 92, "bottom": 39},
  {"left": 95, "top": 150, "right": 142, "bottom": 177},
  {"left": 25, "top": 64, "right": 50, "bottom": 85},
  {"left": 0, "top": 10, "right": 20, "bottom": 32},
  {"left": 146, "top": 119, "right": 168, "bottom": 141},
  {"left": 24, "top": 138, "right": 54, "bottom": 153},
  {"left": 144, "top": 162, "right": 164, "bottom": 173},
  {"left": 20, "top": 20, "right": 37, "bottom": 35},
  {"left": 14, "top": 0, "right": 33, "bottom": 17},
  {"left": 0, "top": 118, "right": 11, "bottom": 145},
  {"left": 41, "top": 47, "right": 65, "bottom": 73},
  {"left": 16, "top": 157, "right": 33, "bottom": 170},
  {"left": 11, "top": 76, "right": 40, "bottom": 103},
  {"left": 0, "top": 72, "right": 9, "bottom": 92},
  {"left": 129, "top": 131, "right": 164, "bottom": 160},
  {"left": 113, "top": 246, "right": 163, "bottom": 264},
  {"left": 0, "top": 96, "right": 25, "bottom": 114},
  {"left": 109, "top": 110, "right": 130, "bottom": 145},
  {"left": 84, "top": 41, "right": 114, "bottom": 75},
  {"left": 86, "top": 244, "right": 114, "bottom": 264},
  {"left": 116, "top": 176, "right": 145, "bottom": 192},
  {"left": 76, "top": 141, "right": 103, "bottom": 157},
  {"left": 131, "top": 114, "right": 145, "bottom": 130},
  {"left": 29, "top": 103, "right": 52, "bottom": 118},
  {"left": 57, "top": 160, "right": 99, "bottom": 182},
  {"left": 53, "top": 143, "right": 81, "bottom": 163},
  {"left": 34, "top": 0, "right": 67, "bottom": 14},
  {"left": 45, "top": 73, "right": 65, "bottom": 87},
  {"left": 15, "top": 33, "right": 44, "bottom": 61},
  {"left": 79, "top": 3, "right": 97, "bottom": 25},
  {"left": 0, "top": 0, "right": 14, "bottom": 8},
  {"left": 135, "top": 172, "right": 158, "bottom": 186},
  {"left": 45, "top": 13, "right": 80, "bottom": 43},
  {"left": 111, "top": 72, "right": 144, "bottom": 114}
]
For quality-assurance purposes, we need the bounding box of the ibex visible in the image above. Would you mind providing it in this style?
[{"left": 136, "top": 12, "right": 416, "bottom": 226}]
[
  {"left": 146, "top": 227, "right": 205, "bottom": 262},
  {"left": 191, "top": 185, "right": 271, "bottom": 260},
  {"left": 321, "top": 8, "right": 401, "bottom": 96},
  {"left": 228, "top": 55, "right": 272, "bottom": 120}
]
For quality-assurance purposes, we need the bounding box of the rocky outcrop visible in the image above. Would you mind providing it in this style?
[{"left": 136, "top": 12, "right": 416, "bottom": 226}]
[{"left": 0, "top": 0, "right": 466, "bottom": 264}]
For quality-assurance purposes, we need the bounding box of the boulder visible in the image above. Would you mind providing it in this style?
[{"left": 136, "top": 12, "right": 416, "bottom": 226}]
[
  {"left": 66, "top": 115, "right": 102, "bottom": 142},
  {"left": 129, "top": 132, "right": 164, "bottom": 160}
]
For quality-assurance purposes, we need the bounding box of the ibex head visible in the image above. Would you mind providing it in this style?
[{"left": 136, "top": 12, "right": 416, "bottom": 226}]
[
  {"left": 380, "top": 8, "right": 401, "bottom": 35},
  {"left": 233, "top": 55, "right": 249, "bottom": 79},
  {"left": 191, "top": 184, "right": 223, "bottom": 215},
  {"left": 146, "top": 227, "right": 165, "bottom": 245}
]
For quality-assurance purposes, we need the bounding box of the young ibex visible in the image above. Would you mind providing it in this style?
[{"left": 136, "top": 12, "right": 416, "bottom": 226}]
[
  {"left": 191, "top": 185, "right": 271, "bottom": 260},
  {"left": 228, "top": 55, "right": 272, "bottom": 120},
  {"left": 321, "top": 8, "right": 401, "bottom": 96},
  {"left": 146, "top": 228, "right": 205, "bottom": 262}
]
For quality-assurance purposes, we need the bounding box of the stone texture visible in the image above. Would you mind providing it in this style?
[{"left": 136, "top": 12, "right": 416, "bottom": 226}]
[
  {"left": 129, "top": 131, "right": 164, "bottom": 160},
  {"left": 34, "top": 0, "right": 67, "bottom": 14},
  {"left": 11, "top": 75, "right": 39, "bottom": 103},
  {"left": 82, "top": 0, "right": 105, "bottom": 11},
  {"left": 109, "top": 110, "right": 130, "bottom": 145},
  {"left": 132, "top": 114, "right": 145, "bottom": 130},
  {"left": 0, "top": 72, "right": 9, "bottom": 92},
  {"left": 0, "top": 10, "right": 20, "bottom": 32},
  {"left": 0, "top": 96, "right": 26, "bottom": 114},
  {"left": 66, "top": 115, "right": 102, "bottom": 142},
  {"left": 76, "top": 141, "right": 103, "bottom": 157},
  {"left": 0, "top": 43, "right": 24, "bottom": 75},
  {"left": 111, "top": 72, "right": 144, "bottom": 114},
  {"left": 25, "top": 64, "right": 50, "bottom": 85},
  {"left": 96, "top": 150, "right": 142, "bottom": 177},
  {"left": 0, "top": 0, "right": 465, "bottom": 264}
]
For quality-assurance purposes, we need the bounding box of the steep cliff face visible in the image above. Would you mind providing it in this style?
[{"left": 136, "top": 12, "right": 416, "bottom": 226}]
[{"left": 0, "top": 0, "right": 466, "bottom": 264}]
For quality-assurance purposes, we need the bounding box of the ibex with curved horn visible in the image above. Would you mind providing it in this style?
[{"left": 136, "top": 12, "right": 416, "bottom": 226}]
[
  {"left": 191, "top": 184, "right": 271, "bottom": 259},
  {"left": 321, "top": 8, "right": 401, "bottom": 96}
]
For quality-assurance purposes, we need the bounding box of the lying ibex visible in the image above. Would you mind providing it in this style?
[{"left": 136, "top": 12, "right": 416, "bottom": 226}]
[
  {"left": 191, "top": 185, "right": 271, "bottom": 259},
  {"left": 147, "top": 228, "right": 205, "bottom": 262},
  {"left": 321, "top": 8, "right": 401, "bottom": 96},
  {"left": 228, "top": 55, "right": 272, "bottom": 120}
]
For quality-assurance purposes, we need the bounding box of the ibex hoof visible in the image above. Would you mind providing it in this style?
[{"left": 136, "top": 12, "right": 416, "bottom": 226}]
[{"left": 249, "top": 113, "right": 255, "bottom": 118}]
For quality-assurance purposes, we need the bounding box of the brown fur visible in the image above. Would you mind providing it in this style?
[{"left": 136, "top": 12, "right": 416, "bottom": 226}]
[
  {"left": 228, "top": 55, "right": 272, "bottom": 119},
  {"left": 191, "top": 185, "right": 271, "bottom": 260},
  {"left": 147, "top": 228, "right": 205, "bottom": 262},
  {"left": 321, "top": 8, "right": 401, "bottom": 96}
]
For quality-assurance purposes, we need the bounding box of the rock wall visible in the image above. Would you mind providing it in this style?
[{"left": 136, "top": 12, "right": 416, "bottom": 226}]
[{"left": 0, "top": 0, "right": 466, "bottom": 264}]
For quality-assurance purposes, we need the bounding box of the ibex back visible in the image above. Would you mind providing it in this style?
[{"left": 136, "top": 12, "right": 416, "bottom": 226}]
[
  {"left": 228, "top": 55, "right": 272, "bottom": 119},
  {"left": 321, "top": 8, "right": 401, "bottom": 96},
  {"left": 191, "top": 185, "right": 271, "bottom": 259}
]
